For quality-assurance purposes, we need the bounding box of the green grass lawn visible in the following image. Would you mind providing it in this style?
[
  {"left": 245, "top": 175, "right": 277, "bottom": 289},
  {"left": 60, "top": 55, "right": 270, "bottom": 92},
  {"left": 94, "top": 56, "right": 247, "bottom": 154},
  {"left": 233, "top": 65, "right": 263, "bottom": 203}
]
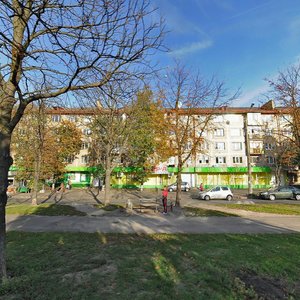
[
  {"left": 216, "top": 203, "right": 300, "bottom": 215},
  {"left": 6, "top": 204, "right": 86, "bottom": 216},
  {"left": 1, "top": 232, "right": 300, "bottom": 299}
]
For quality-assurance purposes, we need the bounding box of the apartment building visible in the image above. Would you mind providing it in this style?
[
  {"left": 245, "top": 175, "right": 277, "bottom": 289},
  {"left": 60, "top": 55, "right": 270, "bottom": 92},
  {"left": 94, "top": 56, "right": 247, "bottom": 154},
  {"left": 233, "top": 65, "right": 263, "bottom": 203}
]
[{"left": 10, "top": 101, "right": 298, "bottom": 189}]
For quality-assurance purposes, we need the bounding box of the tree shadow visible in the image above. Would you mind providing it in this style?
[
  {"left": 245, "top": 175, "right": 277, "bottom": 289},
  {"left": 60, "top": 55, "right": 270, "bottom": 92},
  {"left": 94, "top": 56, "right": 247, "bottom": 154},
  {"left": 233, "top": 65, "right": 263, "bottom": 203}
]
[
  {"left": 40, "top": 190, "right": 59, "bottom": 204},
  {"left": 86, "top": 188, "right": 103, "bottom": 204}
]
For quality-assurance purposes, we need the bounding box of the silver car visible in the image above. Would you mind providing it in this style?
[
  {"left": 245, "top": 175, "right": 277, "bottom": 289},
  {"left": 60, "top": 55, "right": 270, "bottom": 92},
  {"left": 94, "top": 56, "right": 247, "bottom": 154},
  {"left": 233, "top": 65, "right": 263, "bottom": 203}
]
[
  {"left": 259, "top": 186, "right": 300, "bottom": 201},
  {"left": 199, "top": 186, "right": 233, "bottom": 201}
]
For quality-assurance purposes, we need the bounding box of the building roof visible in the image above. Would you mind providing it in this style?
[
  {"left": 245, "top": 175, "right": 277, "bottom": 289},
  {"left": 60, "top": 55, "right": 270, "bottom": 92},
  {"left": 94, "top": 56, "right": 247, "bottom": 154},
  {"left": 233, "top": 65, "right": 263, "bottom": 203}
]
[{"left": 47, "top": 103, "right": 292, "bottom": 115}]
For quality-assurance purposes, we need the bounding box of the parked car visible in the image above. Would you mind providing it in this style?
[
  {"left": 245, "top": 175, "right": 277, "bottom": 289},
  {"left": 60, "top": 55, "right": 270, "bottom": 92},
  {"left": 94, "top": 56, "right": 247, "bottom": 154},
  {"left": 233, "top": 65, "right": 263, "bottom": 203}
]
[
  {"left": 291, "top": 184, "right": 300, "bottom": 189},
  {"left": 259, "top": 186, "right": 300, "bottom": 201},
  {"left": 168, "top": 182, "right": 190, "bottom": 192},
  {"left": 198, "top": 186, "right": 233, "bottom": 201}
]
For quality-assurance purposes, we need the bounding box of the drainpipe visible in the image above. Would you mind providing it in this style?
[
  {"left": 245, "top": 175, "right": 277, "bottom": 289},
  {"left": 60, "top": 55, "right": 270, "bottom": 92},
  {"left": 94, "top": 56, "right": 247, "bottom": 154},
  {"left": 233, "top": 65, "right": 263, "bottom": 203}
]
[{"left": 243, "top": 113, "right": 253, "bottom": 195}]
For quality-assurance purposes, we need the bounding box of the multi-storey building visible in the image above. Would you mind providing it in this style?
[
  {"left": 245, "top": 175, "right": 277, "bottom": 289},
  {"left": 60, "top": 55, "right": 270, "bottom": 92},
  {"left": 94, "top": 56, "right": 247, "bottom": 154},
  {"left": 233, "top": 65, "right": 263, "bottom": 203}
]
[{"left": 9, "top": 101, "right": 299, "bottom": 189}]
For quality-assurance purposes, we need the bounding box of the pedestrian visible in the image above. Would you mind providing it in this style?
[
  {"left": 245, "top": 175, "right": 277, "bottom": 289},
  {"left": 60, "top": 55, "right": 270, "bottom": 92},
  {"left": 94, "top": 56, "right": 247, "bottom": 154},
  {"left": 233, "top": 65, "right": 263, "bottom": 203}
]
[
  {"left": 162, "top": 186, "right": 168, "bottom": 214},
  {"left": 67, "top": 179, "right": 72, "bottom": 190},
  {"left": 199, "top": 182, "right": 204, "bottom": 191},
  {"left": 57, "top": 182, "right": 65, "bottom": 193}
]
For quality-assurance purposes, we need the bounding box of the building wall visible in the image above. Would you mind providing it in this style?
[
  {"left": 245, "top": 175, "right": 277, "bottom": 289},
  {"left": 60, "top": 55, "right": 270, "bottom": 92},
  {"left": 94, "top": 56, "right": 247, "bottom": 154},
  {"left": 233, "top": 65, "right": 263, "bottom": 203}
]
[{"left": 10, "top": 106, "right": 294, "bottom": 189}]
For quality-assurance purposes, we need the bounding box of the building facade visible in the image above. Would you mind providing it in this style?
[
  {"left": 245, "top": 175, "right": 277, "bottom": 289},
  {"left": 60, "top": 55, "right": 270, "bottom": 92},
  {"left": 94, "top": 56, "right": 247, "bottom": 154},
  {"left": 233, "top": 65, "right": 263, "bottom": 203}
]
[{"left": 10, "top": 101, "right": 299, "bottom": 189}]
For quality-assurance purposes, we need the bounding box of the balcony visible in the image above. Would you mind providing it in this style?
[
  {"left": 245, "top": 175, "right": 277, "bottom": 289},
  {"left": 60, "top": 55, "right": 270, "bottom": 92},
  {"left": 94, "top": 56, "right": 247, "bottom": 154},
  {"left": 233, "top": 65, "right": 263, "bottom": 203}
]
[
  {"left": 250, "top": 148, "right": 262, "bottom": 155},
  {"left": 249, "top": 134, "right": 263, "bottom": 140}
]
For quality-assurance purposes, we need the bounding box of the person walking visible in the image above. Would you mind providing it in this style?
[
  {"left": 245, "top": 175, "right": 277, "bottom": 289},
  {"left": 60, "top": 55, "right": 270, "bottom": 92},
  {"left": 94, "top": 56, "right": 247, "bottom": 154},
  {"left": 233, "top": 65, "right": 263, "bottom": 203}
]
[
  {"left": 162, "top": 186, "right": 168, "bottom": 214},
  {"left": 199, "top": 182, "right": 204, "bottom": 191}
]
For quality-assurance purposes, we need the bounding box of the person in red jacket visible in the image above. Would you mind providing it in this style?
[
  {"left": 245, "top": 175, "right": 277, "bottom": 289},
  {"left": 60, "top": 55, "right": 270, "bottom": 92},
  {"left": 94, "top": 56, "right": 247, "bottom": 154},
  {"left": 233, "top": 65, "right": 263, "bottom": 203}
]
[
  {"left": 162, "top": 186, "right": 168, "bottom": 214},
  {"left": 199, "top": 182, "right": 204, "bottom": 191}
]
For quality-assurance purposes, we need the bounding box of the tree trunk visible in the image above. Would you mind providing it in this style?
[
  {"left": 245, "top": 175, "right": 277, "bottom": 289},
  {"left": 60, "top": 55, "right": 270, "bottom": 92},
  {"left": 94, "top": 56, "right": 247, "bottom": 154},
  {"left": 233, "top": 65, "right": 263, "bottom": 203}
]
[
  {"left": 175, "top": 160, "right": 183, "bottom": 207},
  {"left": 31, "top": 152, "right": 42, "bottom": 206},
  {"left": 0, "top": 140, "right": 13, "bottom": 283},
  {"left": 275, "top": 165, "right": 282, "bottom": 186},
  {"left": 104, "top": 170, "right": 112, "bottom": 205},
  {"left": 104, "top": 147, "right": 112, "bottom": 205}
]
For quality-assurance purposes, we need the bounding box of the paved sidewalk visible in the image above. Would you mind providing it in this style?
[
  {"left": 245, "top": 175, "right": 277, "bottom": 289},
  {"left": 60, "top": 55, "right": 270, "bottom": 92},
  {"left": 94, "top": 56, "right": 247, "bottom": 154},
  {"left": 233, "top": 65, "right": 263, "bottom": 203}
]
[
  {"left": 6, "top": 188, "right": 300, "bottom": 234},
  {"left": 6, "top": 211, "right": 300, "bottom": 234}
]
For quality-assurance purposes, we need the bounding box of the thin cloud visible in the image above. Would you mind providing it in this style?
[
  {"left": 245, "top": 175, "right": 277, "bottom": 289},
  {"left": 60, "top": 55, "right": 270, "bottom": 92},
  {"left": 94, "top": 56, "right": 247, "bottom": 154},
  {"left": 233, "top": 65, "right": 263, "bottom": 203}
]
[
  {"left": 232, "top": 83, "right": 269, "bottom": 107},
  {"left": 227, "top": 1, "right": 274, "bottom": 21},
  {"left": 170, "top": 40, "right": 213, "bottom": 56}
]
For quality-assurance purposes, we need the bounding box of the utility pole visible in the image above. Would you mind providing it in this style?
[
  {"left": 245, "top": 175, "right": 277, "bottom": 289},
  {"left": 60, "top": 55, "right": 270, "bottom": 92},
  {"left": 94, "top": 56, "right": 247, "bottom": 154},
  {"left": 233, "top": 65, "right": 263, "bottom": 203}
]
[{"left": 243, "top": 113, "right": 253, "bottom": 195}]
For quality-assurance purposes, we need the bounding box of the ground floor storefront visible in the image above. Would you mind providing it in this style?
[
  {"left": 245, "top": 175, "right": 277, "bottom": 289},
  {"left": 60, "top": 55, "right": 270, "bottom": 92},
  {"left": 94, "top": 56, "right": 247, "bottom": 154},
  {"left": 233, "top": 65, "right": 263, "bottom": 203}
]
[
  {"left": 110, "top": 166, "right": 275, "bottom": 189},
  {"left": 10, "top": 165, "right": 289, "bottom": 191}
]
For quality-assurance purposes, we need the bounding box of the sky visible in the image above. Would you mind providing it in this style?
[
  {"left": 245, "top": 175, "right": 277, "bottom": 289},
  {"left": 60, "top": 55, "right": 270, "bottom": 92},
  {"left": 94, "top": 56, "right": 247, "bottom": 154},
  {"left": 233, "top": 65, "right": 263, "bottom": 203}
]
[{"left": 152, "top": 0, "right": 300, "bottom": 107}]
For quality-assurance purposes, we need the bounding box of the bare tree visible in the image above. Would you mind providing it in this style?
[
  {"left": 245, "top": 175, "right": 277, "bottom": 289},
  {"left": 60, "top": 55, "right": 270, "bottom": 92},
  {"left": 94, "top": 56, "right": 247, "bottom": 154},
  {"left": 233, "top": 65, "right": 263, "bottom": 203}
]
[
  {"left": 0, "top": 0, "right": 164, "bottom": 281},
  {"left": 159, "top": 62, "right": 238, "bottom": 206},
  {"left": 266, "top": 64, "right": 300, "bottom": 181},
  {"left": 261, "top": 129, "right": 296, "bottom": 186},
  {"left": 89, "top": 85, "right": 134, "bottom": 204}
]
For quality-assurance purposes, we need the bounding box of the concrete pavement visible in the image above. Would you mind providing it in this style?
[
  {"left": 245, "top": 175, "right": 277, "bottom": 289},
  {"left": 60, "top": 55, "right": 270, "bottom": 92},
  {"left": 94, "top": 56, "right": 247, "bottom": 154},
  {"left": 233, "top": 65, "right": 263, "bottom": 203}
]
[
  {"left": 6, "top": 210, "right": 300, "bottom": 234},
  {"left": 6, "top": 188, "right": 300, "bottom": 234}
]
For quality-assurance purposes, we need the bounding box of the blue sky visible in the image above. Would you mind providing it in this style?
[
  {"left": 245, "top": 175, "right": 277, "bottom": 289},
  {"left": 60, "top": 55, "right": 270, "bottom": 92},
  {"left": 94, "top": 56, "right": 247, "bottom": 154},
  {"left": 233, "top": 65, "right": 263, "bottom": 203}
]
[{"left": 153, "top": 0, "right": 300, "bottom": 106}]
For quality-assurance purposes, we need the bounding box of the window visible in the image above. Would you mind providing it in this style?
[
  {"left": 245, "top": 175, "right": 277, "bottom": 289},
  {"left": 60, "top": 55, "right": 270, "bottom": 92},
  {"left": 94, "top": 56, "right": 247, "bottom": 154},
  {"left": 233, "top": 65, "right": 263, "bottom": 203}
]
[
  {"left": 283, "top": 128, "right": 292, "bottom": 136},
  {"left": 250, "top": 141, "right": 262, "bottom": 149},
  {"left": 212, "top": 186, "right": 221, "bottom": 192},
  {"left": 261, "top": 115, "right": 273, "bottom": 122},
  {"left": 83, "top": 117, "right": 92, "bottom": 124},
  {"left": 52, "top": 115, "right": 61, "bottom": 122},
  {"left": 265, "top": 128, "right": 273, "bottom": 136},
  {"left": 83, "top": 128, "right": 92, "bottom": 135},
  {"left": 200, "top": 130, "right": 207, "bottom": 137},
  {"left": 184, "top": 142, "right": 192, "bottom": 151},
  {"left": 230, "top": 128, "right": 241, "bottom": 136},
  {"left": 250, "top": 127, "right": 261, "bottom": 137},
  {"left": 232, "top": 142, "right": 242, "bottom": 150},
  {"left": 225, "top": 115, "right": 241, "bottom": 122},
  {"left": 250, "top": 156, "right": 260, "bottom": 164},
  {"left": 214, "top": 115, "right": 223, "bottom": 122},
  {"left": 81, "top": 142, "right": 90, "bottom": 150},
  {"left": 65, "top": 155, "right": 75, "bottom": 164},
  {"left": 81, "top": 155, "right": 90, "bottom": 164},
  {"left": 216, "top": 157, "right": 226, "bottom": 164},
  {"left": 18, "top": 128, "right": 26, "bottom": 135},
  {"left": 280, "top": 115, "right": 291, "bottom": 122},
  {"left": 265, "top": 143, "right": 274, "bottom": 150},
  {"left": 266, "top": 156, "right": 275, "bottom": 164},
  {"left": 67, "top": 115, "right": 77, "bottom": 122},
  {"left": 168, "top": 157, "right": 176, "bottom": 165},
  {"left": 215, "top": 142, "right": 225, "bottom": 150},
  {"left": 214, "top": 128, "right": 224, "bottom": 136},
  {"left": 80, "top": 173, "right": 87, "bottom": 182},
  {"left": 249, "top": 113, "right": 260, "bottom": 122},
  {"left": 233, "top": 157, "right": 243, "bottom": 164},
  {"left": 200, "top": 141, "right": 209, "bottom": 150},
  {"left": 199, "top": 156, "right": 209, "bottom": 164}
]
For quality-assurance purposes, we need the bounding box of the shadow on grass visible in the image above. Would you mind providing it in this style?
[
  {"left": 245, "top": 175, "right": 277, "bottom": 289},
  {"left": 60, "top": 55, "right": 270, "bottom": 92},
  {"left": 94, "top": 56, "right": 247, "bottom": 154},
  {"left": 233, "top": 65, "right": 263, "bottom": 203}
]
[
  {"left": 2, "top": 232, "right": 300, "bottom": 299},
  {"left": 183, "top": 206, "right": 238, "bottom": 217},
  {"left": 6, "top": 203, "right": 86, "bottom": 216}
]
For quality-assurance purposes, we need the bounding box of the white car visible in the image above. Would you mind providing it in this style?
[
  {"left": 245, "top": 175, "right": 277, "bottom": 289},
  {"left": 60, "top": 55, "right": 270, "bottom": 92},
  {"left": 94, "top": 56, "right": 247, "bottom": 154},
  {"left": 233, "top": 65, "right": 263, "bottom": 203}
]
[
  {"left": 199, "top": 186, "right": 233, "bottom": 201},
  {"left": 168, "top": 182, "right": 190, "bottom": 192}
]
